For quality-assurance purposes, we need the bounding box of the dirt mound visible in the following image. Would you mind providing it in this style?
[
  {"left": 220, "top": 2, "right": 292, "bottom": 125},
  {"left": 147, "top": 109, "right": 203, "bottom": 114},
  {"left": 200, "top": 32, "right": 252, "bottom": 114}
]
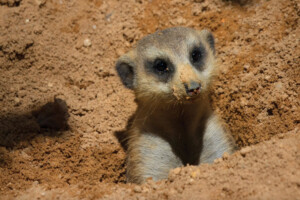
[
  {"left": 0, "top": 0, "right": 299, "bottom": 199},
  {"left": 4, "top": 129, "right": 300, "bottom": 200}
]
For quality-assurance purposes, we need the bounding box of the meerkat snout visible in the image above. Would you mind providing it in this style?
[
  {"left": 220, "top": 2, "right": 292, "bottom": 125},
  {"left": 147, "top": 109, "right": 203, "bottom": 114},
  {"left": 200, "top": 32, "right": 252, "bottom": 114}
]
[{"left": 184, "top": 81, "right": 201, "bottom": 97}]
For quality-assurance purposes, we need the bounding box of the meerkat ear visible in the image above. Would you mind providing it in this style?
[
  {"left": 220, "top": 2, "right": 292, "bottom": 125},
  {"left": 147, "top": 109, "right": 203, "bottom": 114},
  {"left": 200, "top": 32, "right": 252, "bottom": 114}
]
[
  {"left": 199, "top": 29, "right": 215, "bottom": 54},
  {"left": 115, "top": 51, "right": 136, "bottom": 90}
]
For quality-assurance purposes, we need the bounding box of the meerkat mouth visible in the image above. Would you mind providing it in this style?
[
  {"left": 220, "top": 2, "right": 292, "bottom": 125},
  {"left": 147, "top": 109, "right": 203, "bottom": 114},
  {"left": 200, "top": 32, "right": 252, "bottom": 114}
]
[
  {"left": 184, "top": 95, "right": 201, "bottom": 103},
  {"left": 172, "top": 85, "right": 202, "bottom": 103},
  {"left": 170, "top": 94, "right": 202, "bottom": 104}
]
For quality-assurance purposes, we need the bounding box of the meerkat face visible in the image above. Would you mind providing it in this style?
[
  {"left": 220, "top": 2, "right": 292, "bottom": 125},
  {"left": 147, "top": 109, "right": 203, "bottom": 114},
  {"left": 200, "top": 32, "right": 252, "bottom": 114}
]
[{"left": 116, "top": 27, "right": 217, "bottom": 104}]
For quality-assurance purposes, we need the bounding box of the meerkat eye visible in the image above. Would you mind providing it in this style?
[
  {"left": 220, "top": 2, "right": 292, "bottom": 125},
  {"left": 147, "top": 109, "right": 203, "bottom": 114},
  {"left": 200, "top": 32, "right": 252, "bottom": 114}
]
[
  {"left": 191, "top": 48, "right": 202, "bottom": 63},
  {"left": 189, "top": 45, "right": 206, "bottom": 70},
  {"left": 153, "top": 59, "right": 168, "bottom": 73},
  {"left": 145, "top": 58, "right": 174, "bottom": 82}
]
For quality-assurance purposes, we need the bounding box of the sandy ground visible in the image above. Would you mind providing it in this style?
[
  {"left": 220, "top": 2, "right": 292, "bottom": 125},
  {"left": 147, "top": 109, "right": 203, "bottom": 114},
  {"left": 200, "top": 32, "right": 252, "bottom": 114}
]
[{"left": 0, "top": 0, "right": 299, "bottom": 199}]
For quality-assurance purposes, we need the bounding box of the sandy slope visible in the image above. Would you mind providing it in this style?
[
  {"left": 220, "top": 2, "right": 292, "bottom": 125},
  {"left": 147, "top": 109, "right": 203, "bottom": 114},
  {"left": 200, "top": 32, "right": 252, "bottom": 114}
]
[{"left": 0, "top": 0, "right": 299, "bottom": 199}]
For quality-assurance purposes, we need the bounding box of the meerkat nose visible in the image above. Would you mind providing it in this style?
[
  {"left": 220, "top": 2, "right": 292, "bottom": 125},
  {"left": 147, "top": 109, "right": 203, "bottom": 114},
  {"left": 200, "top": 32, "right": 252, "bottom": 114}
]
[{"left": 184, "top": 81, "right": 201, "bottom": 97}]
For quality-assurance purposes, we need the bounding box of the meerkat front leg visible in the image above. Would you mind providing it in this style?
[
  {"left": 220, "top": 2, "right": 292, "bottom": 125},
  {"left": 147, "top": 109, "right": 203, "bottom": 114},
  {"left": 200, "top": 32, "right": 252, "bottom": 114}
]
[
  {"left": 200, "top": 113, "right": 237, "bottom": 163},
  {"left": 126, "top": 132, "right": 183, "bottom": 184}
]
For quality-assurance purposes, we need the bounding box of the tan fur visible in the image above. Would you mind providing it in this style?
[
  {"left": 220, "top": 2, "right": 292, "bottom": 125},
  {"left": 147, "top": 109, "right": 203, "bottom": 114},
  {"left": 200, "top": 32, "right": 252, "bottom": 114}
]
[{"left": 115, "top": 27, "right": 237, "bottom": 184}]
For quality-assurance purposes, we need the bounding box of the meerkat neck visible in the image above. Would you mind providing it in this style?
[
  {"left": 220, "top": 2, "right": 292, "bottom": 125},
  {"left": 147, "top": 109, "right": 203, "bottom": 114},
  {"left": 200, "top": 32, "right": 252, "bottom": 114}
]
[{"left": 134, "top": 95, "right": 211, "bottom": 137}]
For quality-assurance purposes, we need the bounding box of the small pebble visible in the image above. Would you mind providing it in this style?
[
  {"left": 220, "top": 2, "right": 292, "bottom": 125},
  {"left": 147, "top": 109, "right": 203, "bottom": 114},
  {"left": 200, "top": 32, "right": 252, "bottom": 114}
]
[
  {"left": 83, "top": 38, "right": 92, "bottom": 47},
  {"left": 190, "top": 169, "right": 200, "bottom": 178},
  {"left": 240, "top": 97, "right": 247, "bottom": 106},
  {"left": 172, "top": 167, "right": 181, "bottom": 175},
  {"left": 243, "top": 63, "right": 250, "bottom": 70},
  {"left": 265, "top": 75, "right": 271, "bottom": 81},
  {"left": 188, "top": 178, "right": 194, "bottom": 185},
  {"left": 214, "top": 157, "right": 223, "bottom": 163},
  {"left": 240, "top": 146, "right": 252, "bottom": 157},
  {"left": 152, "top": 184, "right": 158, "bottom": 190},
  {"left": 176, "top": 17, "right": 186, "bottom": 24},
  {"left": 35, "top": 0, "right": 46, "bottom": 6},
  {"left": 14, "top": 97, "right": 20, "bottom": 103},
  {"left": 278, "top": 134, "right": 284, "bottom": 139},
  {"left": 33, "top": 181, "right": 39, "bottom": 185},
  {"left": 222, "top": 152, "right": 230, "bottom": 160},
  {"left": 133, "top": 185, "right": 142, "bottom": 193},
  {"left": 7, "top": 182, "right": 13, "bottom": 189}
]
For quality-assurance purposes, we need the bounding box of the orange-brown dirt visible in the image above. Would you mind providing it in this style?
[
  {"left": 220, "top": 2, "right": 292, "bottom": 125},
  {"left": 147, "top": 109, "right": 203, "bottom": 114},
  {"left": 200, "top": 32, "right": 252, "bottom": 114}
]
[{"left": 0, "top": 0, "right": 299, "bottom": 199}]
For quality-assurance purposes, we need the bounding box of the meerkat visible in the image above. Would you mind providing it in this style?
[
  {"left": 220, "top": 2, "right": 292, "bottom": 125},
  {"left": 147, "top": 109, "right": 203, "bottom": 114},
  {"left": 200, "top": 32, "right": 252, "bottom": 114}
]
[{"left": 115, "top": 27, "right": 237, "bottom": 184}]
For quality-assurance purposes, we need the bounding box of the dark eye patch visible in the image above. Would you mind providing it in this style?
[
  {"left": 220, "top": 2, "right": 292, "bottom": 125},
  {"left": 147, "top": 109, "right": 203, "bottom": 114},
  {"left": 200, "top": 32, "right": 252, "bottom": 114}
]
[
  {"left": 153, "top": 59, "right": 168, "bottom": 73},
  {"left": 189, "top": 44, "right": 206, "bottom": 71},
  {"left": 191, "top": 49, "right": 202, "bottom": 63},
  {"left": 145, "top": 57, "right": 175, "bottom": 82}
]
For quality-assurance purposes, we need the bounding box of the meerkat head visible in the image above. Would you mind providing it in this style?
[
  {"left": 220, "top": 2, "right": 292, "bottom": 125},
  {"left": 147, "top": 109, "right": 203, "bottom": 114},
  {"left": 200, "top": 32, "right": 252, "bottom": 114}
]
[{"left": 116, "top": 27, "right": 217, "bottom": 105}]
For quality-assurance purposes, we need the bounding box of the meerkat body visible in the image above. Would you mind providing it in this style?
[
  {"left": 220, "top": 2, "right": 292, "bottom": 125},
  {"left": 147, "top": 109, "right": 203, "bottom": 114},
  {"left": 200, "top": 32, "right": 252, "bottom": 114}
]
[{"left": 116, "top": 27, "right": 236, "bottom": 184}]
